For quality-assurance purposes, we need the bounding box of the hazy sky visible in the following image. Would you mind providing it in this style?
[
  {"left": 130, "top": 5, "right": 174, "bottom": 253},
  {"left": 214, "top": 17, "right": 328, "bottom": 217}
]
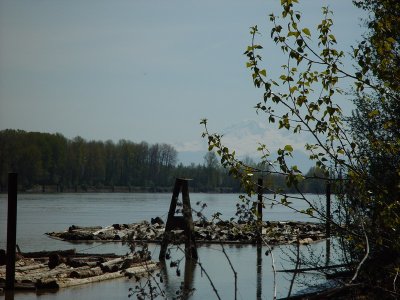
[{"left": 0, "top": 0, "right": 365, "bottom": 156}]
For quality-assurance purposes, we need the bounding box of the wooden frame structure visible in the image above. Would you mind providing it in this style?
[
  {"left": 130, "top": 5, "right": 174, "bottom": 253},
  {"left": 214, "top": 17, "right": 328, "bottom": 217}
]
[{"left": 159, "top": 178, "right": 198, "bottom": 261}]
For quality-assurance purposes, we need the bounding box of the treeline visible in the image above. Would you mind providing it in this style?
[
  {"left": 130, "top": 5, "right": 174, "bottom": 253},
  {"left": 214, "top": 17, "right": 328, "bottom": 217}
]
[{"left": 0, "top": 129, "right": 327, "bottom": 193}]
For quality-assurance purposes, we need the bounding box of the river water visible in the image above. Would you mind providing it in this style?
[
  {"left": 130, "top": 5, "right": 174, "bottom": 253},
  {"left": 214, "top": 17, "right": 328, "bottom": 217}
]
[{"left": 0, "top": 193, "right": 329, "bottom": 299}]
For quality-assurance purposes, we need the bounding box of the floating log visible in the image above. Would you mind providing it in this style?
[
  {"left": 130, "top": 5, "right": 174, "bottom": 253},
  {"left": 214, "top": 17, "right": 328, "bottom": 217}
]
[
  {"left": 67, "top": 257, "right": 100, "bottom": 268},
  {"left": 100, "top": 256, "right": 127, "bottom": 272},
  {"left": 46, "top": 220, "right": 327, "bottom": 245},
  {"left": 277, "top": 263, "right": 350, "bottom": 273},
  {"left": 69, "top": 225, "right": 102, "bottom": 232},
  {"left": 99, "top": 253, "right": 151, "bottom": 273},
  {"left": 38, "top": 262, "right": 158, "bottom": 289},
  {"left": 16, "top": 263, "right": 47, "bottom": 272},
  {"left": 70, "top": 266, "right": 103, "bottom": 279},
  {"left": 21, "top": 249, "right": 76, "bottom": 258},
  {"left": 124, "top": 262, "right": 159, "bottom": 277},
  {"left": 0, "top": 250, "right": 158, "bottom": 292}
]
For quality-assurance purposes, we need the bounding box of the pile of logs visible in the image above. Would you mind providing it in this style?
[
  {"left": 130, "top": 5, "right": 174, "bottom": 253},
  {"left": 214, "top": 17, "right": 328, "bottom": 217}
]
[
  {"left": 0, "top": 249, "right": 158, "bottom": 291},
  {"left": 46, "top": 220, "right": 326, "bottom": 245}
]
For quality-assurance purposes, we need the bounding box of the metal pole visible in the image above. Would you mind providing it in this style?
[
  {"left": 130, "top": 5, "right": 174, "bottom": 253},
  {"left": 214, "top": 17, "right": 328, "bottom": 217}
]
[{"left": 6, "top": 173, "right": 18, "bottom": 291}]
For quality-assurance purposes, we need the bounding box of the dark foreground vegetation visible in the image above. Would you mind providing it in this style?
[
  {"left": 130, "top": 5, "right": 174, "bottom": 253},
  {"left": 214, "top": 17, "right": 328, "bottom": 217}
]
[
  {"left": 200, "top": 0, "right": 400, "bottom": 298},
  {"left": 0, "top": 129, "right": 327, "bottom": 193}
]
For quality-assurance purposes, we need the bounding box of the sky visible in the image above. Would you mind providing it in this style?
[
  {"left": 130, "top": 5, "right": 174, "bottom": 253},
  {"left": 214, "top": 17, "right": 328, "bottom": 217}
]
[{"left": 0, "top": 0, "right": 366, "bottom": 165}]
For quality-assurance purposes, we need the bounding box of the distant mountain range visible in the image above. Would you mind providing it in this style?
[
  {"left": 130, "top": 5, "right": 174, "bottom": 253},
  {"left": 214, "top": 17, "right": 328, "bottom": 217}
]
[{"left": 176, "top": 119, "right": 315, "bottom": 172}]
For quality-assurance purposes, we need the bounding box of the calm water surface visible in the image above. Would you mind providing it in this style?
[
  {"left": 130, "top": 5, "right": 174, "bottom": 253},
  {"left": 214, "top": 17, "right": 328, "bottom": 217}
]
[{"left": 0, "top": 193, "right": 328, "bottom": 299}]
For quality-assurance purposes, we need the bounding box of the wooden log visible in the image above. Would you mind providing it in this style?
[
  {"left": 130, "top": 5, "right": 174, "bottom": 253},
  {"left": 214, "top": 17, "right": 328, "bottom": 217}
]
[
  {"left": 100, "top": 257, "right": 124, "bottom": 272},
  {"left": 11, "top": 281, "right": 36, "bottom": 290},
  {"left": 16, "top": 263, "right": 47, "bottom": 272},
  {"left": 70, "top": 267, "right": 103, "bottom": 279},
  {"left": 26, "top": 264, "right": 70, "bottom": 281},
  {"left": 100, "top": 255, "right": 133, "bottom": 272},
  {"left": 52, "top": 262, "right": 158, "bottom": 289},
  {"left": 69, "top": 225, "right": 103, "bottom": 232},
  {"left": 72, "top": 252, "right": 119, "bottom": 258},
  {"left": 124, "top": 262, "right": 159, "bottom": 277},
  {"left": 21, "top": 249, "right": 76, "bottom": 258},
  {"left": 277, "top": 263, "right": 350, "bottom": 273},
  {"left": 67, "top": 258, "right": 100, "bottom": 268},
  {"left": 36, "top": 278, "right": 60, "bottom": 289}
]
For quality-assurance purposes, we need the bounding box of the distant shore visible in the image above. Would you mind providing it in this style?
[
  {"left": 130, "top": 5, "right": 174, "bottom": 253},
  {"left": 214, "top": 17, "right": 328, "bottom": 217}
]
[{"left": 0, "top": 184, "right": 247, "bottom": 194}]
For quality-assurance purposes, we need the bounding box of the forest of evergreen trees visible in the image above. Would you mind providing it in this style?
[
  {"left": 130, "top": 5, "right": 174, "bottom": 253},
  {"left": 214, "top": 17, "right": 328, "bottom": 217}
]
[{"left": 0, "top": 129, "right": 326, "bottom": 193}]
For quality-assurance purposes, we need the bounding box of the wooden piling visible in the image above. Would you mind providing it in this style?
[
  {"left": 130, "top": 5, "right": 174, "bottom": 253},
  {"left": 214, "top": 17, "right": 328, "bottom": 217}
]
[
  {"left": 159, "top": 178, "right": 198, "bottom": 261},
  {"left": 326, "top": 180, "right": 331, "bottom": 238},
  {"left": 256, "top": 244, "right": 262, "bottom": 300},
  {"left": 6, "top": 173, "right": 18, "bottom": 291},
  {"left": 257, "top": 178, "right": 263, "bottom": 222},
  {"left": 257, "top": 177, "right": 263, "bottom": 243},
  {"left": 326, "top": 180, "right": 331, "bottom": 266}
]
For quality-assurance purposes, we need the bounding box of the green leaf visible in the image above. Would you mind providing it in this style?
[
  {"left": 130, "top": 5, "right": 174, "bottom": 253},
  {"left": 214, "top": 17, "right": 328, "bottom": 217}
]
[
  {"left": 302, "top": 28, "right": 311, "bottom": 36},
  {"left": 368, "top": 110, "right": 380, "bottom": 118},
  {"left": 284, "top": 144, "right": 293, "bottom": 152},
  {"left": 259, "top": 69, "right": 267, "bottom": 77}
]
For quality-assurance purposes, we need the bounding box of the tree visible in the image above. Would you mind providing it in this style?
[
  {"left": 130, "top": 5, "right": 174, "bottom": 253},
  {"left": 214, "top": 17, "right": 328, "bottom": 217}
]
[
  {"left": 203, "top": 151, "right": 220, "bottom": 189},
  {"left": 347, "top": 0, "right": 400, "bottom": 289},
  {"left": 202, "top": 0, "right": 399, "bottom": 296}
]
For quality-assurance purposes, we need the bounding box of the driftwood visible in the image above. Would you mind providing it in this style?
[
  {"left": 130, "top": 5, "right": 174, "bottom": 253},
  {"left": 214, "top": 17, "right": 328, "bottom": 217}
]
[
  {"left": 16, "top": 263, "right": 47, "bottom": 272},
  {"left": 47, "top": 220, "right": 327, "bottom": 245},
  {"left": 124, "top": 262, "right": 159, "bottom": 277},
  {"left": 69, "top": 225, "right": 102, "bottom": 232},
  {"left": 0, "top": 250, "right": 158, "bottom": 292},
  {"left": 70, "top": 266, "right": 103, "bottom": 279},
  {"left": 99, "top": 253, "right": 151, "bottom": 272},
  {"left": 100, "top": 256, "right": 128, "bottom": 272},
  {"left": 37, "top": 262, "right": 159, "bottom": 289},
  {"left": 21, "top": 249, "right": 76, "bottom": 258},
  {"left": 277, "top": 263, "right": 350, "bottom": 273},
  {"left": 67, "top": 258, "right": 99, "bottom": 268}
]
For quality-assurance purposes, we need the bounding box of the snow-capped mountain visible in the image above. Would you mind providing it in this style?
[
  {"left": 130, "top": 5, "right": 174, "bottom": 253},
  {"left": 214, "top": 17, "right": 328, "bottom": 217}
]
[{"left": 176, "top": 119, "right": 315, "bottom": 171}]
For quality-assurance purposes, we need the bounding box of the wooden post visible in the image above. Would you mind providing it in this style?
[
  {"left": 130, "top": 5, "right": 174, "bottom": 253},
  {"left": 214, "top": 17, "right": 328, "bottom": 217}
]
[
  {"left": 256, "top": 244, "right": 262, "bottom": 300},
  {"left": 257, "top": 177, "right": 263, "bottom": 243},
  {"left": 6, "top": 173, "right": 18, "bottom": 291},
  {"left": 326, "top": 180, "right": 331, "bottom": 238},
  {"left": 257, "top": 178, "right": 263, "bottom": 222},
  {"left": 181, "top": 180, "right": 198, "bottom": 260},
  {"left": 159, "top": 178, "right": 198, "bottom": 261},
  {"left": 183, "top": 258, "right": 196, "bottom": 298},
  {"left": 325, "top": 180, "right": 331, "bottom": 266}
]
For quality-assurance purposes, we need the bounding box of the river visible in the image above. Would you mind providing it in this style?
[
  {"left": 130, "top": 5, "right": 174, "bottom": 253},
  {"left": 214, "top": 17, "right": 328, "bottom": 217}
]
[{"left": 0, "top": 193, "right": 330, "bottom": 299}]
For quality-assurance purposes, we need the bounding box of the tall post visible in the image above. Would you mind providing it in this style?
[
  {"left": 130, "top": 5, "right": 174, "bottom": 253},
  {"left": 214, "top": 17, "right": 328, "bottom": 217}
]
[
  {"left": 257, "top": 177, "right": 263, "bottom": 243},
  {"left": 159, "top": 178, "right": 198, "bottom": 261},
  {"left": 6, "top": 173, "right": 18, "bottom": 291},
  {"left": 326, "top": 180, "right": 331, "bottom": 238},
  {"left": 181, "top": 180, "right": 198, "bottom": 260},
  {"left": 325, "top": 180, "right": 331, "bottom": 266},
  {"left": 256, "top": 244, "right": 262, "bottom": 300},
  {"left": 257, "top": 178, "right": 263, "bottom": 222}
]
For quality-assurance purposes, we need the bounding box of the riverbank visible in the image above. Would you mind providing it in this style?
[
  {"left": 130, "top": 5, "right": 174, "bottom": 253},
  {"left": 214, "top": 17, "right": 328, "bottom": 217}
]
[{"left": 0, "top": 184, "right": 240, "bottom": 193}]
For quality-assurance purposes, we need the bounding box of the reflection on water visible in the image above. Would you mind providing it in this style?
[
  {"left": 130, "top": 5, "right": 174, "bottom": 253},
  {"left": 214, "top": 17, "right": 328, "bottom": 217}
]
[
  {"left": 256, "top": 244, "right": 262, "bottom": 300},
  {"left": 0, "top": 193, "right": 330, "bottom": 299}
]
